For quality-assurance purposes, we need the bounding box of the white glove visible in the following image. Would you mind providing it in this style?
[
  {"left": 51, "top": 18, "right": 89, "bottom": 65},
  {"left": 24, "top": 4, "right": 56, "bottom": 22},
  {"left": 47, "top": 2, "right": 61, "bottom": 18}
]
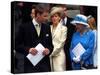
[{"left": 73, "top": 56, "right": 80, "bottom": 63}]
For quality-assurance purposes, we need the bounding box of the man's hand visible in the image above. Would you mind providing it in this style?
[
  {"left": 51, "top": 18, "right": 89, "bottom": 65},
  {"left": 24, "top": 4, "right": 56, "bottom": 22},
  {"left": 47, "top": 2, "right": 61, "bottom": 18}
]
[
  {"left": 42, "top": 48, "right": 50, "bottom": 55},
  {"left": 29, "top": 48, "right": 38, "bottom": 55}
]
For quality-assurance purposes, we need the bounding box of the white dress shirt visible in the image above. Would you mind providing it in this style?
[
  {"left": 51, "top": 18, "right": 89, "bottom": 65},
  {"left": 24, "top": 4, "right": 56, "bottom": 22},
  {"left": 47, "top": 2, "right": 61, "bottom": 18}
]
[
  {"left": 32, "top": 19, "right": 41, "bottom": 36},
  {"left": 61, "top": 17, "right": 67, "bottom": 25}
]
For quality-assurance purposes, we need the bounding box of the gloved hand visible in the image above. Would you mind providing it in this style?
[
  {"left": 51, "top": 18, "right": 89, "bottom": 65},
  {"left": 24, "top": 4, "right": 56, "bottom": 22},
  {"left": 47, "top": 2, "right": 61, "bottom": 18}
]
[{"left": 73, "top": 56, "right": 80, "bottom": 63}]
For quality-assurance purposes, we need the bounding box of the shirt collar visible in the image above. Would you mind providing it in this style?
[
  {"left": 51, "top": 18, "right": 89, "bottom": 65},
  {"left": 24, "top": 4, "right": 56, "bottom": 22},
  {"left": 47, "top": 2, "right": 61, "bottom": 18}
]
[
  {"left": 64, "top": 17, "right": 67, "bottom": 23},
  {"left": 61, "top": 17, "right": 67, "bottom": 24},
  {"left": 32, "top": 18, "right": 39, "bottom": 26}
]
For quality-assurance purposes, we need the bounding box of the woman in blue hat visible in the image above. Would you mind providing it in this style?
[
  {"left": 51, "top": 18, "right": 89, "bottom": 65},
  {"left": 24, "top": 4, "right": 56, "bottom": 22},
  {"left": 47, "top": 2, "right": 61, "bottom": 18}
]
[{"left": 70, "top": 14, "right": 95, "bottom": 70}]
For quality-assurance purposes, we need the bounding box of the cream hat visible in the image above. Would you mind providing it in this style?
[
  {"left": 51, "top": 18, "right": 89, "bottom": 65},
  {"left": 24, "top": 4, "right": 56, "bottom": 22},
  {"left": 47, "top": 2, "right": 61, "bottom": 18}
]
[{"left": 50, "top": 7, "right": 63, "bottom": 17}]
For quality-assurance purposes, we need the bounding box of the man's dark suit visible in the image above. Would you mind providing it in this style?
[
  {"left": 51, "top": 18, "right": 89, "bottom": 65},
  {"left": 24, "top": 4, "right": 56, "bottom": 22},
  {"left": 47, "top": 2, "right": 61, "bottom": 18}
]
[
  {"left": 64, "top": 17, "right": 76, "bottom": 70},
  {"left": 15, "top": 21, "right": 53, "bottom": 73}
]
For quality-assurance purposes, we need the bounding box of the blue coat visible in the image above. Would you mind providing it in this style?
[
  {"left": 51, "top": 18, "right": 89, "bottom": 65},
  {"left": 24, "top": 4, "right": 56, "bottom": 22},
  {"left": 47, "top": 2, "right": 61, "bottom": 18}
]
[{"left": 70, "top": 29, "right": 95, "bottom": 70}]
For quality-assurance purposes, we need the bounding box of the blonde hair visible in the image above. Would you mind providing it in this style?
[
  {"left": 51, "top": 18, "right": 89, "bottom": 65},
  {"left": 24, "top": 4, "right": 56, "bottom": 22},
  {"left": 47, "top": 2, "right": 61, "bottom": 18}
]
[
  {"left": 88, "top": 15, "right": 97, "bottom": 30},
  {"left": 50, "top": 7, "right": 63, "bottom": 18}
]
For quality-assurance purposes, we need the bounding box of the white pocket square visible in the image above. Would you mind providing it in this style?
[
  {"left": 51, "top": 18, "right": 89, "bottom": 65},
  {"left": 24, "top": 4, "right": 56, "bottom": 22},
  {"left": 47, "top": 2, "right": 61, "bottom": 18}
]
[{"left": 46, "top": 34, "right": 49, "bottom": 37}]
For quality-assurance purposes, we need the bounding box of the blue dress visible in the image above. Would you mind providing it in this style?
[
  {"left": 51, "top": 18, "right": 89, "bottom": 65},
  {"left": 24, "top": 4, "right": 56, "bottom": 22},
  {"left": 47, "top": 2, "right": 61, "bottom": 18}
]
[{"left": 70, "top": 29, "right": 95, "bottom": 70}]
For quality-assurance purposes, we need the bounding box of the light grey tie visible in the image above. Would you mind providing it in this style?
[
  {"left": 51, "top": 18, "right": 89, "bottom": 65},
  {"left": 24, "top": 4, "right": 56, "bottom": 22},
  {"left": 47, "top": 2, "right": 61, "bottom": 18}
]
[{"left": 35, "top": 24, "right": 40, "bottom": 36}]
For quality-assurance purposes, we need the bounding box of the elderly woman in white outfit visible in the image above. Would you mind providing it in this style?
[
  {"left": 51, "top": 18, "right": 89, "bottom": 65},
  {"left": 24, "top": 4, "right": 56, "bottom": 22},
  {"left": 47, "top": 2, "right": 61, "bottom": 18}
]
[{"left": 49, "top": 7, "right": 67, "bottom": 71}]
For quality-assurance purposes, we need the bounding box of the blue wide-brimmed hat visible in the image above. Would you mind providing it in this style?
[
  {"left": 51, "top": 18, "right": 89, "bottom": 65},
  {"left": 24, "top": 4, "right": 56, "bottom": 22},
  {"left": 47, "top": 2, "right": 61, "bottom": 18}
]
[{"left": 71, "top": 14, "right": 89, "bottom": 27}]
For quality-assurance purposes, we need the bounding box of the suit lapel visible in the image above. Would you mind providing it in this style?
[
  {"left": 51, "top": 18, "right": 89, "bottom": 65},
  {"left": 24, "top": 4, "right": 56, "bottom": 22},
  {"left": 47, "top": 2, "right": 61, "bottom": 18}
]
[
  {"left": 31, "top": 22, "right": 39, "bottom": 38},
  {"left": 66, "top": 19, "right": 70, "bottom": 26},
  {"left": 66, "top": 17, "right": 72, "bottom": 27},
  {"left": 51, "top": 23, "right": 61, "bottom": 39},
  {"left": 39, "top": 24, "right": 43, "bottom": 38}
]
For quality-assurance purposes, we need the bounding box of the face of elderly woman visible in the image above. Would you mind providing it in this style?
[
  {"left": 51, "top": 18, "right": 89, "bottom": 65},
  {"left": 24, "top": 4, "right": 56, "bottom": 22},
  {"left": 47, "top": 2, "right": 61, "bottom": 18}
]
[
  {"left": 51, "top": 13, "right": 61, "bottom": 25},
  {"left": 75, "top": 23, "right": 85, "bottom": 32}
]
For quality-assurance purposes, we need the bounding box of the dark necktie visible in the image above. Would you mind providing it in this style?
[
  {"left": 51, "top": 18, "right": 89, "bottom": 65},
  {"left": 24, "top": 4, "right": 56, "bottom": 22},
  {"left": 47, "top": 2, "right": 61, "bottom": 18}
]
[{"left": 62, "top": 19, "right": 65, "bottom": 25}]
